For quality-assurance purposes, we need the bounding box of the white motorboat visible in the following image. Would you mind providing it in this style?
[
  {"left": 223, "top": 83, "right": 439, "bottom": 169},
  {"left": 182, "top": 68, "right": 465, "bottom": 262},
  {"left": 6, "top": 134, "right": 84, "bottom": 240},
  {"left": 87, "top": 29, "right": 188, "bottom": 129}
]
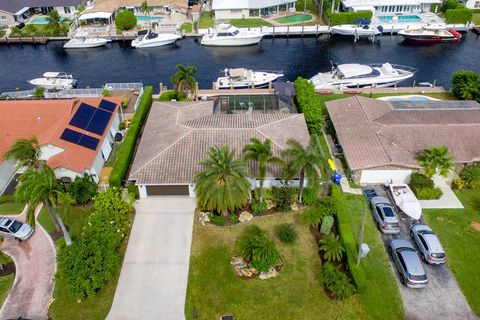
[
  {"left": 216, "top": 68, "right": 283, "bottom": 89},
  {"left": 398, "top": 24, "right": 462, "bottom": 43},
  {"left": 388, "top": 183, "right": 422, "bottom": 220},
  {"left": 131, "top": 30, "right": 182, "bottom": 48},
  {"left": 201, "top": 24, "right": 264, "bottom": 47},
  {"left": 309, "top": 62, "right": 416, "bottom": 90},
  {"left": 28, "top": 72, "right": 77, "bottom": 90},
  {"left": 63, "top": 36, "right": 109, "bottom": 49},
  {"left": 331, "top": 24, "right": 382, "bottom": 37}
]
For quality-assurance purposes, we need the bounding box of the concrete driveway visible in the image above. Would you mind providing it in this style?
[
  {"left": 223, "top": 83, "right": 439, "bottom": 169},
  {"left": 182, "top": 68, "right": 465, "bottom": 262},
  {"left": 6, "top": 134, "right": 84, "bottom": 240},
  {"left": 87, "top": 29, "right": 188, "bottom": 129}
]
[
  {"left": 365, "top": 186, "right": 477, "bottom": 320},
  {"left": 107, "top": 196, "right": 196, "bottom": 320}
]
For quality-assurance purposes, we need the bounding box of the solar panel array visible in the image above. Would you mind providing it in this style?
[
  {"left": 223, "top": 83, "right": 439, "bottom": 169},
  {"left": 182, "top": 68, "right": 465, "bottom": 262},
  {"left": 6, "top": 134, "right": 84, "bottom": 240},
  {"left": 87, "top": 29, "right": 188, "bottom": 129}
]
[
  {"left": 69, "top": 102, "right": 114, "bottom": 135},
  {"left": 99, "top": 99, "right": 117, "bottom": 112},
  {"left": 60, "top": 128, "right": 100, "bottom": 150}
]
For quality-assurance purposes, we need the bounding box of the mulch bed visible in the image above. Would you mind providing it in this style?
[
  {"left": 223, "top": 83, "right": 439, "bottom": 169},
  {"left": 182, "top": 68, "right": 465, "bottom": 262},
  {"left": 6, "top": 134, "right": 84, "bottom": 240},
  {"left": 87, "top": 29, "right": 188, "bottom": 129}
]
[{"left": 0, "top": 262, "right": 15, "bottom": 276}]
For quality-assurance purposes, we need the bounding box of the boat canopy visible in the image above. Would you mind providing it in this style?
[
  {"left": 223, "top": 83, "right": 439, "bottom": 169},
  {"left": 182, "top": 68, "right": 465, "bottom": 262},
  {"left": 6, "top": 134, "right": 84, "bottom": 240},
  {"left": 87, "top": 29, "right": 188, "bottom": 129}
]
[
  {"left": 79, "top": 12, "right": 113, "bottom": 20},
  {"left": 229, "top": 68, "right": 246, "bottom": 78},
  {"left": 43, "top": 72, "right": 63, "bottom": 78},
  {"left": 337, "top": 64, "right": 373, "bottom": 78}
]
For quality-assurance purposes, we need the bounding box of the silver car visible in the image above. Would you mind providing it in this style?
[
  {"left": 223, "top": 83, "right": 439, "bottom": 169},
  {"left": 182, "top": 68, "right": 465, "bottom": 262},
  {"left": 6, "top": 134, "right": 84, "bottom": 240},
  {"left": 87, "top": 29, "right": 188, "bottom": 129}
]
[
  {"left": 410, "top": 224, "right": 446, "bottom": 265},
  {"left": 370, "top": 196, "right": 400, "bottom": 234},
  {"left": 0, "top": 217, "right": 34, "bottom": 241},
  {"left": 389, "top": 239, "right": 428, "bottom": 288}
]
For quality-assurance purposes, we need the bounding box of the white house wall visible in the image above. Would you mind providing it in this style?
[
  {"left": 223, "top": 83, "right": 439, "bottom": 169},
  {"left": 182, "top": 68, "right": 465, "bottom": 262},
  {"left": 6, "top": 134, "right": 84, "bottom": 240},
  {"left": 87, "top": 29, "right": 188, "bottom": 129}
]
[
  {"left": 54, "top": 167, "right": 82, "bottom": 182},
  {"left": 0, "top": 160, "right": 15, "bottom": 195},
  {"left": 465, "top": 0, "right": 480, "bottom": 8},
  {"left": 214, "top": 9, "right": 250, "bottom": 19},
  {"left": 91, "top": 149, "right": 105, "bottom": 182},
  {"left": 0, "top": 10, "right": 14, "bottom": 27},
  {"left": 360, "top": 169, "right": 412, "bottom": 185}
]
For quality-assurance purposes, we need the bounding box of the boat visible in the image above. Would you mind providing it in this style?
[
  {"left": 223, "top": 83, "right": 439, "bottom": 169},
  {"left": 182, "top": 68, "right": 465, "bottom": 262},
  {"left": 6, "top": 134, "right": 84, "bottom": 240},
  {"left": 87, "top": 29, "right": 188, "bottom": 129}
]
[
  {"left": 309, "top": 62, "right": 416, "bottom": 90},
  {"left": 201, "top": 24, "right": 264, "bottom": 47},
  {"left": 331, "top": 24, "right": 382, "bottom": 37},
  {"left": 28, "top": 72, "right": 77, "bottom": 90},
  {"left": 216, "top": 68, "right": 283, "bottom": 89},
  {"left": 63, "top": 35, "right": 109, "bottom": 49},
  {"left": 388, "top": 183, "right": 422, "bottom": 220},
  {"left": 398, "top": 24, "right": 462, "bottom": 43},
  {"left": 131, "top": 30, "right": 182, "bottom": 48}
]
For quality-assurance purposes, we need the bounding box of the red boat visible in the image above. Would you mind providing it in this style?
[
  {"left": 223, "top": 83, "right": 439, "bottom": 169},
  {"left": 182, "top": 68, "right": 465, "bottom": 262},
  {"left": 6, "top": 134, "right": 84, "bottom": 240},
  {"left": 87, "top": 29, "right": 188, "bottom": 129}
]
[{"left": 398, "top": 24, "right": 462, "bottom": 43}]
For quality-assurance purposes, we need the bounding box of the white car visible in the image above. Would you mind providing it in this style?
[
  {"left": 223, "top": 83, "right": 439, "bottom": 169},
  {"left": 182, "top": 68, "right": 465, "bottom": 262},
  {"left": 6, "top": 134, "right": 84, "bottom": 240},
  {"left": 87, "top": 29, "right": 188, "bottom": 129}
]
[{"left": 0, "top": 217, "right": 34, "bottom": 241}]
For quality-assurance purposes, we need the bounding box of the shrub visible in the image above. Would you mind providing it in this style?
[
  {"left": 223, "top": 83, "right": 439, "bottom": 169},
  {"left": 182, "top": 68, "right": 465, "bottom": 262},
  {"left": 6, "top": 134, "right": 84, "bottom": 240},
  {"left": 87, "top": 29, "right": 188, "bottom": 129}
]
[
  {"left": 208, "top": 213, "right": 227, "bottom": 226},
  {"left": 237, "top": 225, "right": 281, "bottom": 272},
  {"left": 127, "top": 183, "right": 139, "bottom": 199},
  {"left": 410, "top": 172, "right": 434, "bottom": 190},
  {"left": 319, "top": 234, "right": 345, "bottom": 262},
  {"left": 302, "top": 186, "right": 318, "bottom": 206},
  {"left": 158, "top": 90, "right": 187, "bottom": 101},
  {"left": 121, "top": 96, "right": 129, "bottom": 108},
  {"left": 119, "top": 121, "right": 126, "bottom": 130},
  {"left": 294, "top": 77, "right": 325, "bottom": 134},
  {"left": 253, "top": 187, "right": 273, "bottom": 201},
  {"left": 445, "top": 8, "right": 473, "bottom": 24},
  {"left": 321, "top": 262, "right": 356, "bottom": 300},
  {"left": 110, "top": 86, "right": 153, "bottom": 187},
  {"left": 302, "top": 196, "right": 336, "bottom": 227},
  {"left": 275, "top": 223, "right": 298, "bottom": 244},
  {"left": 102, "top": 86, "right": 111, "bottom": 97},
  {"left": 251, "top": 201, "right": 267, "bottom": 214},
  {"left": 67, "top": 174, "right": 98, "bottom": 205},
  {"left": 230, "top": 214, "right": 238, "bottom": 224},
  {"left": 33, "top": 87, "right": 45, "bottom": 98},
  {"left": 452, "top": 70, "right": 480, "bottom": 101},
  {"left": 328, "top": 11, "right": 373, "bottom": 26},
  {"left": 320, "top": 215, "right": 334, "bottom": 235},
  {"left": 415, "top": 187, "right": 443, "bottom": 200},
  {"left": 272, "top": 185, "right": 297, "bottom": 212},
  {"left": 115, "top": 10, "right": 137, "bottom": 31},
  {"left": 451, "top": 178, "right": 467, "bottom": 190},
  {"left": 460, "top": 164, "right": 480, "bottom": 188}
]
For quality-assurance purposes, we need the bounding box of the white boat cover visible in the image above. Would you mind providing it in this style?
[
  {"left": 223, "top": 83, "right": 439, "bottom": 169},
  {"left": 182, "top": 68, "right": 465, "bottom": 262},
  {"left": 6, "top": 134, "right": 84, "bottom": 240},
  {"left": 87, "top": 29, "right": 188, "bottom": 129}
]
[
  {"left": 337, "top": 64, "right": 373, "bottom": 78},
  {"left": 79, "top": 12, "right": 113, "bottom": 20},
  {"left": 389, "top": 183, "right": 422, "bottom": 220}
]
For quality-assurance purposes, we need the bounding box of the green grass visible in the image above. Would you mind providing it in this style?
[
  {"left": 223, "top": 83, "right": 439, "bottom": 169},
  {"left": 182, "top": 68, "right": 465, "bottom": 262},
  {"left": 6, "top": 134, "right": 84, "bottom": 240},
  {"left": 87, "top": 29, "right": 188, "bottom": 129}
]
[
  {"left": 472, "top": 13, "right": 480, "bottom": 25},
  {"left": 0, "top": 274, "right": 14, "bottom": 308},
  {"left": 10, "top": 23, "right": 69, "bottom": 37},
  {"left": 185, "top": 211, "right": 403, "bottom": 319},
  {"left": 295, "top": 0, "right": 317, "bottom": 13},
  {"left": 199, "top": 11, "right": 215, "bottom": 29},
  {"left": 231, "top": 18, "right": 272, "bottom": 28},
  {"left": 423, "top": 189, "right": 480, "bottom": 316},
  {"left": 180, "top": 22, "right": 193, "bottom": 33},
  {"left": 105, "top": 141, "right": 124, "bottom": 167},
  {"left": 0, "top": 202, "right": 26, "bottom": 215},
  {"left": 0, "top": 30, "right": 5, "bottom": 38}
]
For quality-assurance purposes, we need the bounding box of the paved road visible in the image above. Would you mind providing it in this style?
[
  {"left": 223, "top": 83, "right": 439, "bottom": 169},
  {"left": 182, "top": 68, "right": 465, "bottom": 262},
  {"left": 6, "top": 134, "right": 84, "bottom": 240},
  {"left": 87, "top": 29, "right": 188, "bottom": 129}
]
[
  {"left": 107, "top": 196, "right": 196, "bottom": 320},
  {"left": 367, "top": 186, "right": 477, "bottom": 320},
  {"left": 0, "top": 205, "right": 56, "bottom": 320}
]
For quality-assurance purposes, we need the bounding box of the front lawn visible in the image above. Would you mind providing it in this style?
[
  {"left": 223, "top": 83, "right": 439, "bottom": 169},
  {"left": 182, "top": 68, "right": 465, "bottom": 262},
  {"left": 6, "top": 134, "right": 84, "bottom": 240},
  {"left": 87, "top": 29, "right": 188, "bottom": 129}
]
[
  {"left": 423, "top": 189, "right": 480, "bottom": 316},
  {"left": 472, "top": 13, "right": 480, "bottom": 25},
  {"left": 180, "top": 22, "right": 193, "bottom": 33},
  {"left": 231, "top": 18, "right": 272, "bottom": 28},
  {"left": 199, "top": 11, "right": 215, "bottom": 29},
  {"left": 0, "top": 202, "right": 25, "bottom": 215},
  {"left": 295, "top": 0, "right": 317, "bottom": 13}
]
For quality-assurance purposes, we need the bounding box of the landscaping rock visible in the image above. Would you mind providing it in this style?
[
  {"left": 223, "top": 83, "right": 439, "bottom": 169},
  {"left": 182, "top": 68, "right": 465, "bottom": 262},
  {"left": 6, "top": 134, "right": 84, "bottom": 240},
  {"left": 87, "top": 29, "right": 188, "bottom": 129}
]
[
  {"left": 266, "top": 200, "right": 275, "bottom": 210},
  {"left": 241, "top": 268, "right": 253, "bottom": 277},
  {"left": 238, "top": 211, "right": 253, "bottom": 222},
  {"left": 291, "top": 203, "right": 299, "bottom": 212},
  {"left": 230, "top": 256, "right": 247, "bottom": 268},
  {"left": 470, "top": 221, "right": 480, "bottom": 232},
  {"left": 199, "top": 212, "right": 210, "bottom": 226},
  {"left": 259, "top": 267, "right": 278, "bottom": 280}
]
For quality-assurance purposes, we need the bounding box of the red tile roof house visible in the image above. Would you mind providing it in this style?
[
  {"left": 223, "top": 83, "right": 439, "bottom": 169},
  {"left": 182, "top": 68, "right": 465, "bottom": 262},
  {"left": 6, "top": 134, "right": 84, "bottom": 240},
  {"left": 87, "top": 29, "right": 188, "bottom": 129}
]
[
  {"left": 326, "top": 96, "right": 480, "bottom": 185},
  {"left": 0, "top": 97, "right": 122, "bottom": 194},
  {"left": 128, "top": 100, "right": 310, "bottom": 198}
]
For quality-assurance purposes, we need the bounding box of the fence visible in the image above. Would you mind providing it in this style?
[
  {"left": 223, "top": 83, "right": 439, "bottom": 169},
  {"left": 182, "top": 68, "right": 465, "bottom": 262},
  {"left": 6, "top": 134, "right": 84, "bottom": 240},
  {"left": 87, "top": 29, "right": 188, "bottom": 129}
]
[{"left": 198, "top": 25, "right": 330, "bottom": 36}]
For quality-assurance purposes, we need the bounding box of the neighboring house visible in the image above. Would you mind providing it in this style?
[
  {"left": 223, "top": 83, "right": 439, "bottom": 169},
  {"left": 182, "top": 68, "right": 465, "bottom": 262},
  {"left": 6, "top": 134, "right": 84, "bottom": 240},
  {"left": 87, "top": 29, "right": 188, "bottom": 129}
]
[
  {"left": 212, "top": 0, "right": 297, "bottom": 19},
  {"left": 0, "top": 98, "right": 122, "bottom": 195},
  {"left": 326, "top": 96, "right": 480, "bottom": 185},
  {"left": 129, "top": 100, "right": 310, "bottom": 198},
  {"left": 465, "top": 0, "right": 480, "bottom": 9},
  {"left": 341, "top": 0, "right": 441, "bottom": 15},
  {"left": 0, "top": 0, "right": 81, "bottom": 26}
]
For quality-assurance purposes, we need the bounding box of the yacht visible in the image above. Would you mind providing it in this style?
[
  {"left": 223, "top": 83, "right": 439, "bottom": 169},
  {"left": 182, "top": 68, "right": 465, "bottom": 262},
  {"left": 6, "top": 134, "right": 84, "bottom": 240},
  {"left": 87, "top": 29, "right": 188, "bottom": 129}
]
[
  {"left": 309, "top": 63, "right": 416, "bottom": 90},
  {"left": 201, "top": 24, "right": 264, "bottom": 46},
  {"left": 131, "top": 30, "right": 182, "bottom": 48},
  {"left": 28, "top": 72, "right": 77, "bottom": 90},
  {"left": 331, "top": 24, "right": 382, "bottom": 37},
  {"left": 216, "top": 68, "right": 283, "bottom": 89},
  {"left": 398, "top": 24, "right": 462, "bottom": 43},
  {"left": 63, "top": 36, "right": 109, "bottom": 49}
]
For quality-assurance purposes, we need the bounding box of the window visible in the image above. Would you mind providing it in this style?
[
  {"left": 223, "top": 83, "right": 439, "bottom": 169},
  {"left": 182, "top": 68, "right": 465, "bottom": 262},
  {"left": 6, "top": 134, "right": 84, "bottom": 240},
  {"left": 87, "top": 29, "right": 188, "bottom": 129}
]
[
  {"left": 64, "top": 6, "right": 71, "bottom": 14},
  {"left": 0, "top": 16, "right": 6, "bottom": 20},
  {"left": 249, "top": 9, "right": 259, "bottom": 16},
  {"left": 418, "top": 235, "right": 429, "bottom": 250},
  {"left": 0, "top": 226, "right": 9, "bottom": 233},
  {"left": 376, "top": 207, "right": 384, "bottom": 221},
  {"left": 475, "top": 1, "right": 480, "bottom": 8},
  {"left": 279, "top": 4, "right": 287, "bottom": 11}
]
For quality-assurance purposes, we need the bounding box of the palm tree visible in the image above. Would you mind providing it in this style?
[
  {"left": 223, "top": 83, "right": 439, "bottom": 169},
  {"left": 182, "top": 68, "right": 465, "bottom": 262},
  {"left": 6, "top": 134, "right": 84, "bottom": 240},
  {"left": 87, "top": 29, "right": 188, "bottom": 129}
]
[
  {"left": 417, "top": 146, "right": 454, "bottom": 178},
  {"left": 141, "top": 1, "right": 152, "bottom": 29},
  {"left": 68, "top": 173, "right": 98, "bottom": 205},
  {"left": 170, "top": 64, "right": 197, "bottom": 97},
  {"left": 243, "top": 138, "right": 284, "bottom": 202},
  {"left": 4, "top": 136, "right": 41, "bottom": 170},
  {"left": 15, "top": 166, "right": 72, "bottom": 246},
  {"left": 319, "top": 234, "right": 345, "bottom": 262},
  {"left": 47, "top": 9, "right": 61, "bottom": 30},
  {"left": 281, "top": 135, "right": 323, "bottom": 204},
  {"left": 194, "top": 145, "right": 250, "bottom": 218}
]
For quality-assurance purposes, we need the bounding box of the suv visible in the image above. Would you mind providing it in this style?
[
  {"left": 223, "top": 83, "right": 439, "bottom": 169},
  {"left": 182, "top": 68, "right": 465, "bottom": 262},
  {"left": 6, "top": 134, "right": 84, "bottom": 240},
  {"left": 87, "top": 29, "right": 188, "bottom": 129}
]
[
  {"left": 410, "top": 224, "right": 446, "bottom": 264},
  {"left": 389, "top": 239, "right": 428, "bottom": 288},
  {"left": 0, "top": 217, "right": 34, "bottom": 241},
  {"left": 370, "top": 196, "right": 400, "bottom": 234}
]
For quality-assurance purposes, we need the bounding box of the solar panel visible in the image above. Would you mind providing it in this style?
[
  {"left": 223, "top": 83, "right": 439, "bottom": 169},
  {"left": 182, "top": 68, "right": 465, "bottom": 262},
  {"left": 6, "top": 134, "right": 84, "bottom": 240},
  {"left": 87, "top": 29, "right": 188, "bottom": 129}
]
[
  {"left": 60, "top": 128, "right": 82, "bottom": 144},
  {"left": 98, "top": 99, "right": 117, "bottom": 112},
  {"left": 78, "top": 135, "right": 100, "bottom": 150},
  {"left": 69, "top": 103, "right": 96, "bottom": 130},
  {"left": 60, "top": 128, "right": 99, "bottom": 150},
  {"left": 86, "top": 109, "right": 112, "bottom": 135}
]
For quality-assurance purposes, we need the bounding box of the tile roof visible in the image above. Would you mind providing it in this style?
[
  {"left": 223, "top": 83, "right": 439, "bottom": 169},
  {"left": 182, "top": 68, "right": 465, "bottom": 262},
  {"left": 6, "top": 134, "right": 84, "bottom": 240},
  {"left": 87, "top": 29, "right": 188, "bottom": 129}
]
[
  {"left": 88, "top": 0, "right": 188, "bottom": 13},
  {"left": 326, "top": 96, "right": 480, "bottom": 171},
  {"left": 129, "top": 101, "right": 310, "bottom": 184},
  {"left": 0, "top": 0, "right": 82, "bottom": 14},
  {"left": 0, "top": 97, "right": 121, "bottom": 174}
]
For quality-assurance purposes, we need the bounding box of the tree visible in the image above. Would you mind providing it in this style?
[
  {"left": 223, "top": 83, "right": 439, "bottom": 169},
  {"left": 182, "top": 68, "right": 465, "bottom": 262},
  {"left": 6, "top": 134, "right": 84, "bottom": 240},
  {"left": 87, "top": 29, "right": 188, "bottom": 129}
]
[
  {"left": 15, "top": 166, "right": 72, "bottom": 245},
  {"left": 243, "top": 138, "right": 283, "bottom": 202},
  {"left": 4, "top": 136, "right": 41, "bottom": 170},
  {"left": 417, "top": 146, "right": 454, "bottom": 178},
  {"left": 115, "top": 10, "right": 137, "bottom": 31},
  {"left": 47, "top": 9, "right": 61, "bottom": 30},
  {"left": 170, "top": 64, "right": 197, "bottom": 97},
  {"left": 319, "top": 234, "right": 345, "bottom": 262},
  {"left": 281, "top": 135, "right": 323, "bottom": 204},
  {"left": 33, "top": 87, "right": 45, "bottom": 99},
  {"left": 452, "top": 70, "right": 480, "bottom": 101},
  {"left": 68, "top": 173, "right": 98, "bottom": 205},
  {"left": 194, "top": 145, "right": 250, "bottom": 218},
  {"left": 141, "top": 1, "right": 152, "bottom": 28}
]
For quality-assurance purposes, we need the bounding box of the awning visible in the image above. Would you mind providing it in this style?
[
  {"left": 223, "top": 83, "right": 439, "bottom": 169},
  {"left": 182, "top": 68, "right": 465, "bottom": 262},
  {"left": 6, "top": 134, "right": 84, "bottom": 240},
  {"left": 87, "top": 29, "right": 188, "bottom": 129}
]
[
  {"left": 351, "top": 5, "right": 376, "bottom": 13},
  {"left": 14, "top": 7, "right": 30, "bottom": 16},
  {"left": 79, "top": 12, "right": 113, "bottom": 20}
]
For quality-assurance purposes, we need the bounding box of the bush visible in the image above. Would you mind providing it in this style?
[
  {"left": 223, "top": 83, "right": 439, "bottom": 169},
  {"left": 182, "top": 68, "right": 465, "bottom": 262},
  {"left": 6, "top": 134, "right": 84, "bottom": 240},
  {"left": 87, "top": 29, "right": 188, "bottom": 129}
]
[
  {"left": 272, "top": 185, "right": 297, "bottom": 212},
  {"left": 119, "top": 121, "right": 126, "bottom": 130},
  {"left": 275, "top": 223, "right": 298, "bottom": 244},
  {"left": 320, "top": 215, "right": 334, "bottom": 235},
  {"left": 33, "top": 87, "right": 45, "bottom": 98},
  {"left": 253, "top": 187, "right": 273, "bottom": 201},
  {"left": 460, "top": 164, "right": 480, "bottom": 188},
  {"left": 294, "top": 77, "right": 324, "bottom": 134},
  {"left": 237, "top": 225, "right": 281, "bottom": 272},
  {"left": 302, "top": 186, "right": 318, "bottom": 206},
  {"left": 158, "top": 90, "right": 187, "bottom": 101},
  {"left": 451, "top": 178, "right": 467, "bottom": 190},
  {"left": 302, "top": 197, "right": 336, "bottom": 227},
  {"left": 410, "top": 172, "right": 434, "bottom": 190},
  {"left": 442, "top": 0, "right": 463, "bottom": 11},
  {"left": 319, "top": 234, "right": 345, "bottom": 262},
  {"left": 121, "top": 96, "right": 129, "bottom": 107},
  {"left": 110, "top": 86, "right": 153, "bottom": 186},
  {"left": 102, "top": 86, "right": 111, "bottom": 97},
  {"left": 115, "top": 10, "right": 137, "bottom": 31},
  {"left": 127, "top": 183, "right": 139, "bottom": 199},
  {"left": 208, "top": 213, "right": 227, "bottom": 226},
  {"left": 328, "top": 11, "right": 373, "bottom": 26},
  {"left": 415, "top": 187, "right": 443, "bottom": 200},
  {"left": 230, "top": 214, "right": 238, "bottom": 224},
  {"left": 251, "top": 201, "right": 267, "bottom": 214},
  {"left": 452, "top": 70, "right": 480, "bottom": 101},
  {"left": 445, "top": 8, "right": 473, "bottom": 24},
  {"left": 67, "top": 174, "right": 98, "bottom": 205},
  {"left": 321, "top": 262, "right": 356, "bottom": 300}
]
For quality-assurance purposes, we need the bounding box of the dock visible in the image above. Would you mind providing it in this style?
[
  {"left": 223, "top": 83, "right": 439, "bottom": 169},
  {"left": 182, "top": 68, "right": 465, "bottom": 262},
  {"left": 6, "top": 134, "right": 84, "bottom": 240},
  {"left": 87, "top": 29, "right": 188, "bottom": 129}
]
[{"left": 0, "top": 37, "right": 49, "bottom": 44}]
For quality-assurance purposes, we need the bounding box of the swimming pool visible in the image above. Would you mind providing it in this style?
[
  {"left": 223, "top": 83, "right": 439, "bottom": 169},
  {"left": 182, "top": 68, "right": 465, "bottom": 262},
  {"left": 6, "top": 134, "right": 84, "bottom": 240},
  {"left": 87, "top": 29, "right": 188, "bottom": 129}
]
[
  {"left": 136, "top": 15, "right": 162, "bottom": 22},
  {"left": 377, "top": 95, "right": 440, "bottom": 102},
  {"left": 377, "top": 15, "right": 421, "bottom": 23},
  {"left": 30, "top": 16, "right": 67, "bottom": 24},
  {"left": 274, "top": 14, "right": 313, "bottom": 24}
]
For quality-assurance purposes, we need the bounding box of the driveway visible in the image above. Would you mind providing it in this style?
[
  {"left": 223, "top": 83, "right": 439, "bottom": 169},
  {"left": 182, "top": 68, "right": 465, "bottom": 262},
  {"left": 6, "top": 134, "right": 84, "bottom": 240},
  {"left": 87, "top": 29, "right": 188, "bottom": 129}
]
[
  {"left": 107, "top": 196, "right": 196, "bottom": 320},
  {"left": 0, "top": 205, "right": 56, "bottom": 320},
  {"left": 365, "top": 186, "right": 477, "bottom": 320}
]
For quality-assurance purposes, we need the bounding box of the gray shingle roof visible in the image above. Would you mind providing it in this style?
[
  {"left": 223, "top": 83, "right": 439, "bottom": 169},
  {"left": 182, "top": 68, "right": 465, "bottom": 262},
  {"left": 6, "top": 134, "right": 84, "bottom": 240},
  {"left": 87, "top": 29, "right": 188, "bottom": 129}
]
[
  {"left": 129, "top": 101, "right": 310, "bottom": 184},
  {"left": 0, "top": 0, "right": 82, "bottom": 14}
]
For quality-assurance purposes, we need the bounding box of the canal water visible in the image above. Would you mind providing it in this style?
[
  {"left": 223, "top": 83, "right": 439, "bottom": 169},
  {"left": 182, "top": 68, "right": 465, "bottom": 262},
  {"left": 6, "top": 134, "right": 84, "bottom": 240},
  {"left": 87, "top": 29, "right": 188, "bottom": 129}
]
[{"left": 0, "top": 33, "right": 479, "bottom": 93}]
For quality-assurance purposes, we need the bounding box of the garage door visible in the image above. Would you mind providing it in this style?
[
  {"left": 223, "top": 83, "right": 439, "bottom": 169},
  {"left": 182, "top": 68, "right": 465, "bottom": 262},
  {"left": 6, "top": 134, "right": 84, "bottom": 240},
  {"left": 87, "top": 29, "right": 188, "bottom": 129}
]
[
  {"left": 146, "top": 185, "right": 189, "bottom": 196},
  {"left": 360, "top": 170, "right": 412, "bottom": 185}
]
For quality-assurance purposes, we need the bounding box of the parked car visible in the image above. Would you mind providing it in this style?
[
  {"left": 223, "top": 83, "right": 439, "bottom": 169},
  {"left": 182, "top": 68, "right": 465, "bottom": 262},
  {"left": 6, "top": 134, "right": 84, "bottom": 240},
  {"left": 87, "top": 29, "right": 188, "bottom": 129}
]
[
  {"left": 370, "top": 196, "right": 401, "bottom": 234},
  {"left": 410, "top": 224, "right": 446, "bottom": 264},
  {"left": 0, "top": 217, "right": 34, "bottom": 241},
  {"left": 389, "top": 239, "right": 428, "bottom": 288}
]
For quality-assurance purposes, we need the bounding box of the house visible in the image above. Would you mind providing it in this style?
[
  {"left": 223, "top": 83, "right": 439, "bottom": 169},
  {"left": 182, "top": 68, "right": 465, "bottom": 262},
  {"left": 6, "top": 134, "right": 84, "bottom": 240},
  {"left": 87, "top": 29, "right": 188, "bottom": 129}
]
[
  {"left": 465, "top": 0, "right": 480, "bottom": 9},
  {"left": 212, "top": 0, "right": 297, "bottom": 20},
  {"left": 128, "top": 100, "right": 310, "bottom": 197},
  {"left": 0, "top": 97, "right": 122, "bottom": 194},
  {"left": 0, "top": 0, "right": 81, "bottom": 27},
  {"left": 340, "top": 0, "right": 441, "bottom": 15},
  {"left": 326, "top": 96, "right": 480, "bottom": 185}
]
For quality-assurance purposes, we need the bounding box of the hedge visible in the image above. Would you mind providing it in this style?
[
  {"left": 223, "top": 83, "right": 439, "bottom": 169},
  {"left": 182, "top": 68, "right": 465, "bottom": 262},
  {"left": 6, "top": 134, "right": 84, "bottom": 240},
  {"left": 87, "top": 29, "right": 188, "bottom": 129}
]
[
  {"left": 445, "top": 8, "right": 473, "bottom": 24},
  {"left": 109, "top": 86, "right": 153, "bottom": 187},
  {"left": 331, "top": 185, "right": 367, "bottom": 293},
  {"left": 294, "top": 77, "right": 324, "bottom": 135},
  {"left": 328, "top": 11, "right": 373, "bottom": 26}
]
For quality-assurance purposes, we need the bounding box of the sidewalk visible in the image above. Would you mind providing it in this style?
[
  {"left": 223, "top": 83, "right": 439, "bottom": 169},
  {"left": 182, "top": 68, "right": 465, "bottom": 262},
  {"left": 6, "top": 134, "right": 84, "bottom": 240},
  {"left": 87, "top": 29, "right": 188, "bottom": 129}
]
[{"left": 419, "top": 173, "right": 464, "bottom": 209}]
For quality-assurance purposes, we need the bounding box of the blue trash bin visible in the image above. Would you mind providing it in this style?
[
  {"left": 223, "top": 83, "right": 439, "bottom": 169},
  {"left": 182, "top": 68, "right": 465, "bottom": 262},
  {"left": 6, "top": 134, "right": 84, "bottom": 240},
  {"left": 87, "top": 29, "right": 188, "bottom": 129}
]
[{"left": 333, "top": 173, "right": 342, "bottom": 185}]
